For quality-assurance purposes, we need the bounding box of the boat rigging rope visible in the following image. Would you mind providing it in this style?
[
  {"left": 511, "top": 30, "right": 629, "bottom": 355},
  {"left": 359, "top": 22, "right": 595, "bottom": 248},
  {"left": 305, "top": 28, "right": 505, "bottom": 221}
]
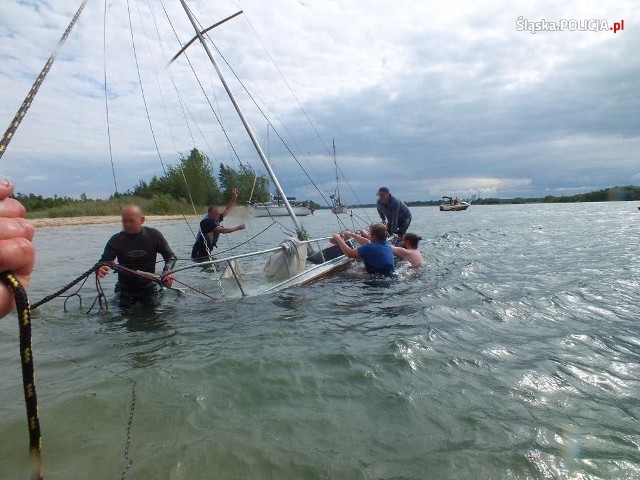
[
  {"left": 103, "top": 0, "right": 121, "bottom": 210},
  {"left": 0, "top": 1, "right": 87, "bottom": 161},
  {"left": 133, "top": 0, "right": 199, "bottom": 219},
  {"left": 0, "top": 2, "right": 87, "bottom": 478},
  {"left": 236, "top": 10, "right": 374, "bottom": 225},
  {"left": 31, "top": 263, "right": 103, "bottom": 310},
  {"left": 125, "top": 0, "right": 198, "bottom": 239},
  {"left": 160, "top": 0, "right": 245, "bottom": 168},
  {"left": 194, "top": 25, "right": 350, "bottom": 231},
  {"left": 0, "top": 273, "right": 43, "bottom": 480}
]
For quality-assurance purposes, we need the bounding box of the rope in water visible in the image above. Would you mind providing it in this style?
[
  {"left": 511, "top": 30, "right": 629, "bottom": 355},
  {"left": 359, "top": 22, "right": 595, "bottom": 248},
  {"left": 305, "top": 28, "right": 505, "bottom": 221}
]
[
  {"left": 31, "top": 263, "right": 102, "bottom": 310},
  {"left": 1, "top": 273, "right": 43, "bottom": 480}
]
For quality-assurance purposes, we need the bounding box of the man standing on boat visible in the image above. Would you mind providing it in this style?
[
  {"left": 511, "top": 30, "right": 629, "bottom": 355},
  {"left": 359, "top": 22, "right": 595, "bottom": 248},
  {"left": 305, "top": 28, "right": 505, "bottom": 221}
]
[
  {"left": 191, "top": 187, "right": 246, "bottom": 261},
  {"left": 97, "top": 204, "right": 177, "bottom": 309},
  {"left": 376, "top": 187, "right": 412, "bottom": 237}
]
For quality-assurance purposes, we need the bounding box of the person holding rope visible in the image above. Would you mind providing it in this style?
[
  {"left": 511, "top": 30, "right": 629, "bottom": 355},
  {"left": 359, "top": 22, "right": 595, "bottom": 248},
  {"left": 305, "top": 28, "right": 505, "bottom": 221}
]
[
  {"left": 97, "top": 204, "right": 177, "bottom": 309},
  {"left": 0, "top": 179, "right": 35, "bottom": 318},
  {"left": 191, "top": 187, "right": 246, "bottom": 261}
]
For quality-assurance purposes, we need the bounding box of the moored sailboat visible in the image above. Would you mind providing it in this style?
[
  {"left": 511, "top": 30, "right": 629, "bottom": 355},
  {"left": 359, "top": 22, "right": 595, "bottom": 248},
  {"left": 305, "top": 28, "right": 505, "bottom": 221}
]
[{"left": 330, "top": 139, "right": 348, "bottom": 214}]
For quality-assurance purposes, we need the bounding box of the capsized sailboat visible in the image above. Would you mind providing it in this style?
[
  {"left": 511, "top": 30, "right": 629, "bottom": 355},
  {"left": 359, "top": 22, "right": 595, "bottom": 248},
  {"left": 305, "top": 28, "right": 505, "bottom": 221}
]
[{"left": 174, "top": 1, "right": 352, "bottom": 296}]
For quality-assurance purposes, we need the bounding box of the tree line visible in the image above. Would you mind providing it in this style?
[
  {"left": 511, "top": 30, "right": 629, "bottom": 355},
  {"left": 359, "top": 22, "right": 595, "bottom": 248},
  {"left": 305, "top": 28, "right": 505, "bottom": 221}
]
[
  {"left": 15, "top": 149, "right": 274, "bottom": 215},
  {"left": 473, "top": 185, "right": 640, "bottom": 205}
]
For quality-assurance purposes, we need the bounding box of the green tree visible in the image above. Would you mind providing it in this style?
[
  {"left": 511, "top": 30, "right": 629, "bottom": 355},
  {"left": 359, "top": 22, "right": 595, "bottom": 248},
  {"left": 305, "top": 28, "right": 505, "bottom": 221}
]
[
  {"left": 133, "top": 148, "right": 221, "bottom": 205},
  {"left": 219, "top": 163, "right": 270, "bottom": 203}
]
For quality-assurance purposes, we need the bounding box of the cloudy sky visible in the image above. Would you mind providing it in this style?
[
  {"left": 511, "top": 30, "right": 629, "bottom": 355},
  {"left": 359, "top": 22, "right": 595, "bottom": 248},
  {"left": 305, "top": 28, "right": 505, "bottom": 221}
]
[{"left": 0, "top": 0, "right": 637, "bottom": 204}]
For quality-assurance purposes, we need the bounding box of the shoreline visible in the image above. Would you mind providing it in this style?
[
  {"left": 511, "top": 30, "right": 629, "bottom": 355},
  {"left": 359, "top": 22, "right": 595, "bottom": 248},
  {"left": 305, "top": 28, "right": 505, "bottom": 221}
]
[{"left": 29, "top": 214, "right": 199, "bottom": 228}]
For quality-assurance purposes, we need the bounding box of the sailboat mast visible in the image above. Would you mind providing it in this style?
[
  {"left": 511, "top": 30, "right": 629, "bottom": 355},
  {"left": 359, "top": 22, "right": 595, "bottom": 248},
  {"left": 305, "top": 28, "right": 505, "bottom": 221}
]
[
  {"left": 178, "top": 0, "right": 304, "bottom": 235},
  {"left": 333, "top": 138, "right": 340, "bottom": 200}
]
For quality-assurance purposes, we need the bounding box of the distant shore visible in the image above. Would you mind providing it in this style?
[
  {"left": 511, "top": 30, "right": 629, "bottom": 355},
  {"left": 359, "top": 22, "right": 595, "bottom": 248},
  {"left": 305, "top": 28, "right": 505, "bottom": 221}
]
[{"left": 30, "top": 214, "right": 198, "bottom": 228}]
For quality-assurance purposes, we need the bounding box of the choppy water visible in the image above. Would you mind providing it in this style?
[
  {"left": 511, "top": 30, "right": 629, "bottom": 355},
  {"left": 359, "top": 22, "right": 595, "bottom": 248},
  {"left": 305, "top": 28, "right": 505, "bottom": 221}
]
[{"left": 1, "top": 203, "right": 640, "bottom": 479}]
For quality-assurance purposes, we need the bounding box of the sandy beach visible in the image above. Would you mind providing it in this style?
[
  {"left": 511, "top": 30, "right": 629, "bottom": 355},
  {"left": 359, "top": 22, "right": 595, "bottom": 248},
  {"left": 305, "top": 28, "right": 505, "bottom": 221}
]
[{"left": 29, "top": 214, "right": 199, "bottom": 228}]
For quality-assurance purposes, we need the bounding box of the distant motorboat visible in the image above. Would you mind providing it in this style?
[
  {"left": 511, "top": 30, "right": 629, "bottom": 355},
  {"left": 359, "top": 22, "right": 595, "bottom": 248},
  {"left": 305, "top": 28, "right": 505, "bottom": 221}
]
[{"left": 440, "top": 196, "right": 470, "bottom": 211}]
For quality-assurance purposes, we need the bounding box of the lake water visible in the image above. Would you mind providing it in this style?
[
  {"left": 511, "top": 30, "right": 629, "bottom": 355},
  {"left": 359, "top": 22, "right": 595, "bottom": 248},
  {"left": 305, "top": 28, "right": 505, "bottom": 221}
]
[{"left": 1, "top": 203, "right": 639, "bottom": 479}]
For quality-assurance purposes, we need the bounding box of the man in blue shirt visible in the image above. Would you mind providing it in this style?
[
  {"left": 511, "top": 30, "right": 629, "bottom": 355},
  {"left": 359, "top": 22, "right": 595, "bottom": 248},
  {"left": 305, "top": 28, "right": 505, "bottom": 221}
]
[
  {"left": 191, "top": 188, "right": 246, "bottom": 261},
  {"left": 331, "top": 223, "right": 395, "bottom": 276},
  {"left": 376, "top": 187, "right": 412, "bottom": 237}
]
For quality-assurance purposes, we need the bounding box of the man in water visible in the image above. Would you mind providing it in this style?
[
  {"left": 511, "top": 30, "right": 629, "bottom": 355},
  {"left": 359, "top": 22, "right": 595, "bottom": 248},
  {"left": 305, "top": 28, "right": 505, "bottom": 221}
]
[
  {"left": 97, "top": 204, "right": 177, "bottom": 309},
  {"left": 392, "top": 233, "right": 424, "bottom": 267},
  {"left": 376, "top": 187, "right": 412, "bottom": 237},
  {"left": 191, "top": 187, "right": 246, "bottom": 261},
  {"left": 331, "top": 223, "right": 395, "bottom": 276},
  {"left": 0, "top": 178, "right": 34, "bottom": 319}
]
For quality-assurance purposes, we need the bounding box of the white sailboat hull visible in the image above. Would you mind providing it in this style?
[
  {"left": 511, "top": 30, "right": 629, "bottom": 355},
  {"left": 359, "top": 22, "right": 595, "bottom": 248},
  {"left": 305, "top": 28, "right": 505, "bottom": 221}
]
[
  {"left": 260, "top": 255, "right": 352, "bottom": 294},
  {"left": 331, "top": 204, "right": 348, "bottom": 214},
  {"left": 251, "top": 204, "right": 312, "bottom": 217}
]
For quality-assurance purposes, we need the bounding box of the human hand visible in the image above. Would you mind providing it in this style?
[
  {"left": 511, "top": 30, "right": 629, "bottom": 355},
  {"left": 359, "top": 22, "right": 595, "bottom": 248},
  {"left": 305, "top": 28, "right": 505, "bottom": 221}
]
[
  {"left": 232, "top": 187, "right": 240, "bottom": 198},
  {"left": 0, "top": 179, "right": 35, "bottom": 319},
  {"left": 96, "top": 264, "right": 111, "bottom": 279},
  {"left": 162, "top": 273, "right": 174, "bottom": 288},
  {"left": 236, "top": 223, "right": 246, "bottom": 231}
]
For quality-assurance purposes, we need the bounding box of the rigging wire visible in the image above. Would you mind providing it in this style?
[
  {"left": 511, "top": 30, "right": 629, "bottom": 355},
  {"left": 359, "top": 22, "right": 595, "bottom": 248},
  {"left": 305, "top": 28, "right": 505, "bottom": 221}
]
[
  {"left": 133, "top": 0, "right": 199, "bottom": 218},
  {"left": 160, "top": 0, "right": 297, "bottom": 239},
  {"left": 198, "top": 1, "right": 332, "bottom": 203},
  {"left": 160, "top": 0, "right": 245, "bottom": 168},
  {"left": 103, "top": 0, "right": 121, "bottom": 209},
  {"left": 229, "top": 5, "right": 374, "bottom": 224},
  {"left": 196, "top": 27, "right": 349, "bottom": 230},
  {"left": 191, "top": 7, "right": 364, "bottom": 232},
  {"left": 125, "top": 0, "right": 197, "bottom": 237}
]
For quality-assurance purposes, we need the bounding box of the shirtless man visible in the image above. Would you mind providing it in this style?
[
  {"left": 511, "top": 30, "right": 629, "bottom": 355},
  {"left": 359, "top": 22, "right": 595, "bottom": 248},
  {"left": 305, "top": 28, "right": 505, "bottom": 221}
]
[{"left": 392, "top": 233, "right": 424, "bottom": 267}]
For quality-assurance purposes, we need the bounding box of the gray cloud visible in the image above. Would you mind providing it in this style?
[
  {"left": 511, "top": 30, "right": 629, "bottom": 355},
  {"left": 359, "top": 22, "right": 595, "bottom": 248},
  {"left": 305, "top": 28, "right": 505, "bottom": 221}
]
[{"left": 0, "top": 0, "right": 637, "bottom": 204}]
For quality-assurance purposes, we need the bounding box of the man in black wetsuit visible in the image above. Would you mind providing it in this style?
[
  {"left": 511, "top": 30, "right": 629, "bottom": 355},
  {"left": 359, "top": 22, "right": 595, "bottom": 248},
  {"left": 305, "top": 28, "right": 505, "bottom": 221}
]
[
  {"left": 376, "top": 187, "right": 412, "bottom": 237},
  {"left": 97, "top": 205, "right": 177, "bottom": 309},
  {"left": 191, "top": 188, "right": 246, "bottom": 261}
]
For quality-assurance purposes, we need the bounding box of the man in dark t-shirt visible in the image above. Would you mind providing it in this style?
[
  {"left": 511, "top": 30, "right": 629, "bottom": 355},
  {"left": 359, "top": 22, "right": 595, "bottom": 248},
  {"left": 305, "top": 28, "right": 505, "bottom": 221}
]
[
  {"left": 191, "top": 188, "right": 246, "bottom": 261},
  {"left": 97, "top": 205, "right": 177, "bottom": 308},
  {"left": 376, "top": 187, "right": 412, "bottom": 237}
]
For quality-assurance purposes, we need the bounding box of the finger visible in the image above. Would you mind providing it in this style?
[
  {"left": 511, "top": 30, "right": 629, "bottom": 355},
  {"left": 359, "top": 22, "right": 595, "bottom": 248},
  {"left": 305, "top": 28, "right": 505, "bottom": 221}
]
[
  {"left": 0, "top": 238, "right": 35, "bottom": 275},
  {"left": 0, "top": 179, "right": 14, "bottom": 202},
  {"left": 0, "top": 197, "right": 27, "bottom": 219},
  {"left": 0, "top": 274, "right": 30, "bottom": 319},
  {"left": 0, "top": 217, "right": 34, "bottom": 241}
]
